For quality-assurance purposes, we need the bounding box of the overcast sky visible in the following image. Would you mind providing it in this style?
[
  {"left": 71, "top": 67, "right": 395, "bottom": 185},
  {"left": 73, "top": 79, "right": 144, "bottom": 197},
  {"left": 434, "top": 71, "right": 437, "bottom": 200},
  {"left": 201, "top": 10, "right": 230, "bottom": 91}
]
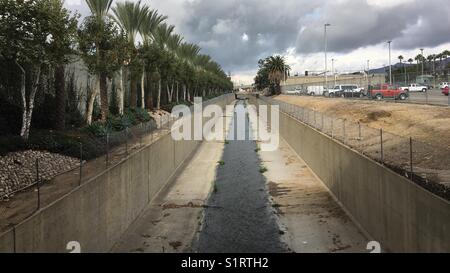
[{"left": 66, "top": 0, "right": 450, "bottom": 84}]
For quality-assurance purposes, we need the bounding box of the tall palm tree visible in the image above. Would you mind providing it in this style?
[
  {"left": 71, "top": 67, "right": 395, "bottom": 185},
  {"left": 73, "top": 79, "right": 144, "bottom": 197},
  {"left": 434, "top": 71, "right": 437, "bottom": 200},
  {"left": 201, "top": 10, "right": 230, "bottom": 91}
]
[
  {"left": 165, "top": 34, "right": 183, "bottom": 102},
  {"left": 398, "top": 55, "right": 406, "bottom": 84},
  {"left": 265, "top": 55, "right": 290, "bottom": 95},
  {"left": 85, "top": 0, "right": 114, "bottom": 124},
  {"left": 177, "top": 42, "right": 201, "bottom": 101},
  {"left": 112, "top": 0, "right": 149, "bottom": 108},
  {"left": 153, "top": 23, "right": 175, "bottom": 109},
  {"left": 138, "top": 9, "right": 166, "bottom": 109}
]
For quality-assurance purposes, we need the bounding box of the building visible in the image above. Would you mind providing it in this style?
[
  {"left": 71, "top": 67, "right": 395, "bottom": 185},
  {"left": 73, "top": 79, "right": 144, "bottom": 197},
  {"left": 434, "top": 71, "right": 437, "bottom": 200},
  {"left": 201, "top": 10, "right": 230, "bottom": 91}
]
[{"left": 281, "top": 73, "right": 386, "bottom": 91}]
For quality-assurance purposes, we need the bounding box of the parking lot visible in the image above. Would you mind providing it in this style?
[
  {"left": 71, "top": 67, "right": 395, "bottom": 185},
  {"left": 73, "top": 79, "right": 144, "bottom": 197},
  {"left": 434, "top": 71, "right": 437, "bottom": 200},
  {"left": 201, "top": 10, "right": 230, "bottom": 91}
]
[{"left": 285, "top": 88, "right": 450, "bottom": 106}]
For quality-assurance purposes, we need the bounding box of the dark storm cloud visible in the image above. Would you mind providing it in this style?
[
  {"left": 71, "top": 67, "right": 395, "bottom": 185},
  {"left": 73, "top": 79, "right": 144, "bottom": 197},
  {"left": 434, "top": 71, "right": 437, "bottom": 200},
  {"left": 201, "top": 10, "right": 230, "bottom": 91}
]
[
  {"left": 173, "top": 0, "right": 450, "bottom": 72},
  {"left": 295, "top": 0, "right": 450, "bottom": 54},
  {"left": 66, "top": 0, "right": 450, "bottom": 73}
]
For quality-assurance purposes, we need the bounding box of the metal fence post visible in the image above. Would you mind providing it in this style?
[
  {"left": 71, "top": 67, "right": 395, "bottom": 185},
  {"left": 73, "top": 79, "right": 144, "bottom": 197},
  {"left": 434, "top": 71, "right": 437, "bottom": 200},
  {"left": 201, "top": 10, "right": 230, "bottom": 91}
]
[
  {"left": 106, "top": 133, "right": 110, "bottom": 166},
  {"left": 380, "top": 128, "right": 384, "bottom": 164},
  {"left": 79, "top": 143, "right": 83, "bottom": 186},
  {"left": 36, "top": 158, "right": 40, "bottom": 210},
  {"left": 343, "top": 119, "right": 346, "bottom": 143},
  {"left": 409, "top": 137, "right": 413, "bottom": 180},
  {"left": 358, "top": 122, "right": 362, "bottom": 140},
  {"left": 126, "top": 128, "right": 129, "bottom": 155},
  {"left": 321, "top": 113, "right": 324, "bottom": 130},
  {"left": 331, "top": 118, "right": 334, "bottom": 138}
]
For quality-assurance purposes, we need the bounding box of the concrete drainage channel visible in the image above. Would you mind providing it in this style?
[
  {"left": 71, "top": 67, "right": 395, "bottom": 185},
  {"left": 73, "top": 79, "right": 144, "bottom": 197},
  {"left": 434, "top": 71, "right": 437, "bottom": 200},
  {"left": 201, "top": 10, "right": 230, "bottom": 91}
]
[
  {"left": 194, "top": 100, "right": 287, "bottom": 253},
  {"left": 112, "top": 98, "right": 369, "bottom": 253}
]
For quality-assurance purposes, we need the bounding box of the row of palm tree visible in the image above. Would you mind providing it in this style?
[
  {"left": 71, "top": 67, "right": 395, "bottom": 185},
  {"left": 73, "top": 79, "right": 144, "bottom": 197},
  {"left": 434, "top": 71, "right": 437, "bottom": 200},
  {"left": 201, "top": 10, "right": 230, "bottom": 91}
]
[
  {"left": 398, "top": 50, "right": 450, "bottom": 75},
  {"left": 83, "top": 0, "right": 232, "bottom": 124}
]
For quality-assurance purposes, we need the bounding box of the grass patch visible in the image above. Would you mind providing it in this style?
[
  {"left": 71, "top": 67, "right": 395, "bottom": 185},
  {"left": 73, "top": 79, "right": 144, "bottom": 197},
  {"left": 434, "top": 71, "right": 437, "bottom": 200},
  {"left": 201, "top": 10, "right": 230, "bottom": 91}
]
[
  {"left": 259, "top": 166, "right": 268, "bottom": 173},
  {"left": 217, "top": 160, "right": 225, "bottom": 166},
  {"left": 224, "top": 140, "right": 229, "bottom": 145},
  {"left": 255, "top": 147, "right": 261, "bottom": 153}
]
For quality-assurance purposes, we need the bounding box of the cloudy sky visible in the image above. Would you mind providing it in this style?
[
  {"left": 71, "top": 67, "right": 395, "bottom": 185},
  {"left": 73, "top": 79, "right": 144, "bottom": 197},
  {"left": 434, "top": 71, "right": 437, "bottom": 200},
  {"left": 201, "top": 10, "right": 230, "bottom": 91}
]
[{"left": 66, "top": 0, "right": 450, "bottom": 84}]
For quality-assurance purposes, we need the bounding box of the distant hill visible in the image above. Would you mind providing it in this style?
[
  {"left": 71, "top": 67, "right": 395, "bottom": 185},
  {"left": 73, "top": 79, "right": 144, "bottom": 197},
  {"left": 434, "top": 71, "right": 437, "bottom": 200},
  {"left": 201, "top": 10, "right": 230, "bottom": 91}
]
[{"left": 369, "top": 57, "right": 450, "bottom": 74}]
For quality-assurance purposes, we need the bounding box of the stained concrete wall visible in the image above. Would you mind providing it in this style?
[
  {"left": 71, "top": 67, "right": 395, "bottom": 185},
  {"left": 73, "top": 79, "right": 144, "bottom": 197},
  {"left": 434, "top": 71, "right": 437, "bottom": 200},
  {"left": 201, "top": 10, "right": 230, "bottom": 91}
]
[
  {"left": 276, "top": 106, "right": 450, "bottom": 252},
  {"left": 0, "top": 94, "right": 233, "bottom": 253},
  {"left": 0, "top": 229, "right": 14, "bottom": 253}
]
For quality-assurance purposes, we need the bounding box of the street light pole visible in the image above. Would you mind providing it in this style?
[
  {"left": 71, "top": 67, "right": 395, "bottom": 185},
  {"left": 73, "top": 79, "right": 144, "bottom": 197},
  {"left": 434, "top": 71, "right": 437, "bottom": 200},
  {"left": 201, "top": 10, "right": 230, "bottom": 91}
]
[
  {"left": 420, "top": 48, "right": 424, "bottom": 76},
  {"left": 324, "top": 23, "right": 331, "bottom": 89},
  {"left": 387, "top": 41, "right": 392, "bottom": 85}
]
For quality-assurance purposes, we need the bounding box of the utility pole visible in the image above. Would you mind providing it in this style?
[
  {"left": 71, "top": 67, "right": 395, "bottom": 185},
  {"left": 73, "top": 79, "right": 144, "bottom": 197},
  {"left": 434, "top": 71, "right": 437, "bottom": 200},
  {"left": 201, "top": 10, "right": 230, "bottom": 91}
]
[
  {"left": 420, "top": 48, "right": 424, "bottom": 76},
  {"left": 332, "top": 58, "right": 336, "bottom": 86},
  {"left": 387, "top": 41, "right": 392, "bottom": 85},
  {"left": 367, "top": 60, "right": 370, "bottom": 89},
  {"left": 324, "top": 23, "right": 331, "bottom": 90}
]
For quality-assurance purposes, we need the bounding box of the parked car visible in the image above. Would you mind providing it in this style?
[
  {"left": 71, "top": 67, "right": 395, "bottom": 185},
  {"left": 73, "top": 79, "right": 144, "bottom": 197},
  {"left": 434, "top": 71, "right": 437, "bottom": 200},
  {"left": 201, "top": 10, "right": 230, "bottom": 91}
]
[
  {"left": 285, "top": 90, "right": 301, "bottom": 95},
  {"left": 439, "top": 82, "right": 449, "bottom": 89},
  {"left": 326, "top": 85, "right": 365, "bottom": 98},
  {"left": 306, "top": 86, "right": 325, "bottom": 96},
  {"left": 442, "top": 86, "right": 449, "bottom": 96},
  {"left": 400, "top": 83, "right": 428, "bottom": 92},
  {"left": 368, "top": 84, "right": 408, "bottom": 100}
]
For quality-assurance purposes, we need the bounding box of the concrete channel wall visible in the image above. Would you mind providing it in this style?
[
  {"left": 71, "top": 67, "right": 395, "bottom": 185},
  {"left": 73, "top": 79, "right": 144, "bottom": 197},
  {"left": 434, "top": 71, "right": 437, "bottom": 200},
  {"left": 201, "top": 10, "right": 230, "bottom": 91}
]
[
  {"left": 268, "top": 101, "right": 450, "bottom": 252},
  {"left": 0, "top": 94, "right": 234, "bottom": 253}
]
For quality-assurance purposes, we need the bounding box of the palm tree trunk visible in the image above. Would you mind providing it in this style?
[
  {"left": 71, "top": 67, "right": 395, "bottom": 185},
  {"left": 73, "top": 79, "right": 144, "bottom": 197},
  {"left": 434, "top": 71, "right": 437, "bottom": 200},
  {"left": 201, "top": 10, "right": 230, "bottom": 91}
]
[
  {"left": 140, "top": 66, "right": 145, "bottom": 109},
  {"left": 118, "top": 67, "right": 124, "bottom": 115},
  {"left": 157, "top": 78, "right": 161, "bottom": 109},
  {"left": 100, "top": 72, "right": 108, "bottom": 121},
  {"left": 176, "top": 82, "right": 179, "bottom": 102},
  {"left": 86, "top": 76, "right": 100, "bottom": 125}
]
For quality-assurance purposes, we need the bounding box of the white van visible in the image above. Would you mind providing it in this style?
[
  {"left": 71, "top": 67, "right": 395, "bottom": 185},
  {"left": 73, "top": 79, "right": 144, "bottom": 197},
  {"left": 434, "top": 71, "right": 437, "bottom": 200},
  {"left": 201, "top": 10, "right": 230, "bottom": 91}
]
[{"left": 307, "top": 86, "right": 325, "bottom": 96}]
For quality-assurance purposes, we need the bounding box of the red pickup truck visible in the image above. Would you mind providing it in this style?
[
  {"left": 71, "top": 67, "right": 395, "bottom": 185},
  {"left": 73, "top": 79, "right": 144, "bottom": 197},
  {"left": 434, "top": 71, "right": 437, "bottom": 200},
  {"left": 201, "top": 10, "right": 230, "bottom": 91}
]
[
  {"left": 442, "top": 86, "right": 449, "bottom": 96},
  {"left": 368, "top": 84, "right": 409, "bottom": 100}
]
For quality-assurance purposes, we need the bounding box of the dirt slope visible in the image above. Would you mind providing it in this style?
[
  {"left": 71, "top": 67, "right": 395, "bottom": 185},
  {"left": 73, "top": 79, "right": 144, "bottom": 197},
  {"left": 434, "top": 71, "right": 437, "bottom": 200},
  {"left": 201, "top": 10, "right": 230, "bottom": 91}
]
[
  {"left": 274, "top": 95, "right": 450, "bottom": 190},
  {"left": 275, "top": 95, "right": 450, "bottom": 148}
]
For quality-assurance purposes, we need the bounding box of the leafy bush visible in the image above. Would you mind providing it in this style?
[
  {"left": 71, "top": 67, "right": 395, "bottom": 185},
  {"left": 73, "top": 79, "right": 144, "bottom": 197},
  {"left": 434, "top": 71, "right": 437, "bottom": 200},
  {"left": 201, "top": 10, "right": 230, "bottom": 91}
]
[
  {"left": 126, "top": 108, "right": 151, "bottom": 123},
  {"left": 83, "top": 122, "right": 110, "bottom": 138}
]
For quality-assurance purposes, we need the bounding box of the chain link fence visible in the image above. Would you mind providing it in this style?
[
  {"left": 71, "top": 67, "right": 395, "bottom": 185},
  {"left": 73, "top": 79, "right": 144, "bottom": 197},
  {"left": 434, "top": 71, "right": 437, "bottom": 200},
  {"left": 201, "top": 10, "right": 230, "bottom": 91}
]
[{"left": 257, "top": 95, "right": 450, "bottom": 201}]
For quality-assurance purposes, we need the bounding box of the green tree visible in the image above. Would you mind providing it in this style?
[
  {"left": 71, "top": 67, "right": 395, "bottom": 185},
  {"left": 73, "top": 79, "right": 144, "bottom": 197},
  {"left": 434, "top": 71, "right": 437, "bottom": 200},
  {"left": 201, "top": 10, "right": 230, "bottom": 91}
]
[
  {"left": 264, "top": 55, "right": 290, "bottom": 95},
  {"left": 81, "top": 0, "right": 114, "bottom": 124},
  {"left": 0, "top": 0, "right": 78, "bottom": 139}
]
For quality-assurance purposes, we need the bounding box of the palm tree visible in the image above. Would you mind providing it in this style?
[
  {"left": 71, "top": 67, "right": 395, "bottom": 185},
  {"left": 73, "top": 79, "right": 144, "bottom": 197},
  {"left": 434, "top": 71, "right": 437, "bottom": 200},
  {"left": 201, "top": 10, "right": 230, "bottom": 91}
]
[
  {"left": 112, "top": 0, "right": 150, "bottom": 108},
  {"left": 138, "top": 10, "right": 167, "bottom": 109},
  {"left": 165, "top": 34, "right": 183, "bottom": 102},
  {"left": 415, "top": 54, "right": 424, "bottom": 75},
  {"left": 153, "top": 23, "right": 175, "bottom": 109},
  {"left": 398, "top": 55, "right": 406, "bottom": 84},
  {"left": 177, "top": 42, "right": 200, "bottom": 101},
  {"left": 85, "top": 0, "right": 114, "bottom": 124},
  {"left": 265, "top": 55, "right": 290, "bottom": 95}
]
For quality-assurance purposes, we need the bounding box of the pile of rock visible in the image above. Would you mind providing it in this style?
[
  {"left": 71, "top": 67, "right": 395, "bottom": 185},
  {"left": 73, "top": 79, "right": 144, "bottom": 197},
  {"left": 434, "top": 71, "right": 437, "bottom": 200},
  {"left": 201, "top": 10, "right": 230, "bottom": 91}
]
[{"left": 0, "top": 150, "right": 79, "bottom": 200}]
